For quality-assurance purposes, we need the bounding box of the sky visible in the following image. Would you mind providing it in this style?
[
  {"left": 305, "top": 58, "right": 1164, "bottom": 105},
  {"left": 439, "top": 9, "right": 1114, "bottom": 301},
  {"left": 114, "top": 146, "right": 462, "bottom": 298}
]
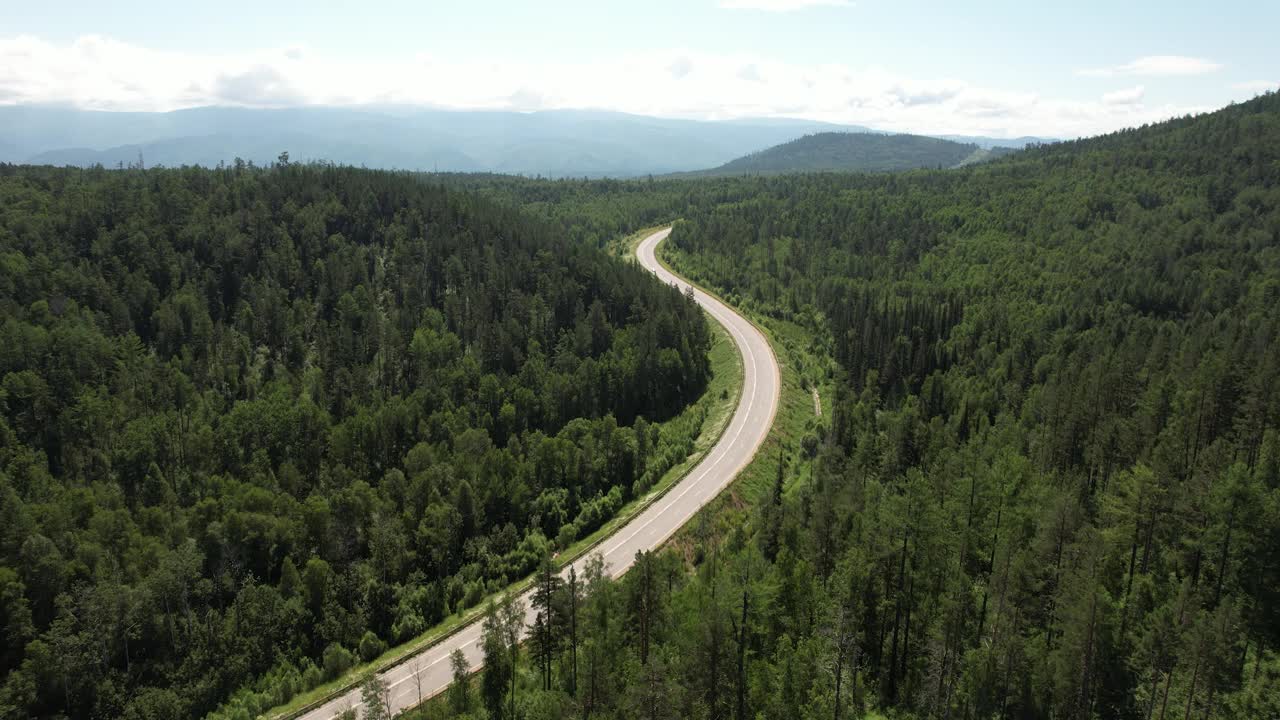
[{"left": 1, "top": 0, "right": 1277, "bottom": 138}]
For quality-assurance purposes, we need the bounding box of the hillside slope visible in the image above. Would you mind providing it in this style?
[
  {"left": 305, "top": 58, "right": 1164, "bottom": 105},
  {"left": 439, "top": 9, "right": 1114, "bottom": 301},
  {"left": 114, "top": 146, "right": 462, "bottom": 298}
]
[
  {"left": 655, "top": 91, "right": 1280, "bottom": 719},
  {"left": 0, "top": 163, "right": 713, "bottom": 719},
  {"left": 418, "top": 92, "right": 1280, "bottom": 720},
  {"left": 682, "top": 131, "right": 1012, "bottom": 176}
]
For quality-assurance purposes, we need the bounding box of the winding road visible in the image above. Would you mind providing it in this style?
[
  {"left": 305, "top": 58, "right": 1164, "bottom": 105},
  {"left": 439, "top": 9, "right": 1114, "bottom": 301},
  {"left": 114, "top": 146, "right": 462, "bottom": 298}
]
[{"left": 297, "top": 227, "right": 780, "bottom": 719}]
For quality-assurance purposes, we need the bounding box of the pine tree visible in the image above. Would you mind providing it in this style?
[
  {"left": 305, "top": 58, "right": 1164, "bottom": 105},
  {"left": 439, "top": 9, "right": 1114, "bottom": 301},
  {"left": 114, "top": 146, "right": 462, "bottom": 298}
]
[
  {"left": 481, "top": 601, "right": 511, "bottom": 720},
  {"left": 359, "top": 674, "right": 391, "bottom": 720},
  {"left": 530, "top": 554, "right": 564, "bottom": 691},
  {"left": 449, "top": 648, "right": 470, "bottom": 715}
]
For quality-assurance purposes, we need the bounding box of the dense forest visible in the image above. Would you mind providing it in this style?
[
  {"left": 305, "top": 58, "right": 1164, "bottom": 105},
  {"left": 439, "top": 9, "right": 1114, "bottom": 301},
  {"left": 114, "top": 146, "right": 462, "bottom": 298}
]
[
  {"left": 658, "top": 92, "right": 1280, "bottom": 718},
  {"left": 403, "top": 94, "right": 1280, "bottom": 720},
  {"left": 0, "top": 162, "right": 713, "bottom": 719},
  {"left": 4, "top": 91, "right": 1279, "bottom": 720}
]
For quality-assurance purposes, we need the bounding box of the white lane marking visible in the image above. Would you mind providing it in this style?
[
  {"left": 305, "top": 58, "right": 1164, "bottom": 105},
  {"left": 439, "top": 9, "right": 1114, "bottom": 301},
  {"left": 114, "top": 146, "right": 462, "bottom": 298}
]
[
  {"left": 599, "top": 232, "right": 764, "bottom": 560},
  {"left": 386, "top": 637, "right": 477, "bottom": 690}
]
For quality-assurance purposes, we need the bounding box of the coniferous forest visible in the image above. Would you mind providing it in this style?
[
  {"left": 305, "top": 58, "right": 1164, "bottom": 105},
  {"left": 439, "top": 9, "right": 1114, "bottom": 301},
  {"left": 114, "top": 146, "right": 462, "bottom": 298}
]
[
  {"left": 3, "top": 91, "right": 1280, "bottom": 720},
  {"left": 0, "top": 162, "right": 711, "bottom": 718},
  {"left": 653, "top": 92, "right": 1280, "bottom": 720},
  {"left": 415, "top": 94, "right": 1280, "bottom": 720}
]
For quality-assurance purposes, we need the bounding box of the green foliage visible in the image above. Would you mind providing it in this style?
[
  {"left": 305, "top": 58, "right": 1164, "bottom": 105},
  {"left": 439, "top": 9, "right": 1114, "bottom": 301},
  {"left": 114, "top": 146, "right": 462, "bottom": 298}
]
[
  {"left": 411, "top": 90, "right": 1280, "bottom": 720},
  {"left": 12, "top": 87, "right": 1280, "bottom": 720},
  {"left": 358, "top": 630, "right": 388, "bottom": 663},
  {"left": 360, "top": 673, "right": 391, "bottom": 720},
  {"left": 652, "top": 91, "right": 1280, "bottom": 718},
  {"left": 480, "top": 595, "right": 524, "bottom": 720},
  {"left": 449, "top": 648, "right": 471, "bottom": 716},
  {"left": 0, "top": 162, "right": 711, "bottom": 718}
]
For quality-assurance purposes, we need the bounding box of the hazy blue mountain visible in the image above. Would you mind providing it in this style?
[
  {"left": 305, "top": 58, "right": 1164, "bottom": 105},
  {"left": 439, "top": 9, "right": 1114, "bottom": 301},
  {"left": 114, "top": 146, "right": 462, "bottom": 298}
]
[
  {"left": 25, "top": 133, "right": 483, "bottom": 172},
  {"left": 0, "top": 105, "right": 1040, "bottom": 176},
  {"left": 676, "top": 131, "right": 1015, "bottom": 176},
  {"left": 1, "top": 106, "right": 877, "bottom": 176}
]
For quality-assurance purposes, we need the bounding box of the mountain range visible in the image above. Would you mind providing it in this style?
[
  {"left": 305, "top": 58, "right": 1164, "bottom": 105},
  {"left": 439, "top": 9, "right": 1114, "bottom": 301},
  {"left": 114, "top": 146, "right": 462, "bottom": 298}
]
[{"left": 0, "top": 105, "right": 1049, "bottom": 177}]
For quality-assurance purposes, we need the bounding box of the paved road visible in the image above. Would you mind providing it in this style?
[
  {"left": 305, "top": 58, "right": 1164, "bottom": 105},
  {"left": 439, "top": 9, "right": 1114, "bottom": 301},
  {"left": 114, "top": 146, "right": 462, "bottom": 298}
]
[{"left": 298, "top": 227, "right": 780, "bottom": 719}]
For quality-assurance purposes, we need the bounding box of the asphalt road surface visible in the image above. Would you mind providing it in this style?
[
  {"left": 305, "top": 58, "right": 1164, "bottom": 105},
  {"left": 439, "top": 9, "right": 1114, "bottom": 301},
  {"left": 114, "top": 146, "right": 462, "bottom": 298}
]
[{"left": 298, "top": 227, "right": 780, "bottom": 719}]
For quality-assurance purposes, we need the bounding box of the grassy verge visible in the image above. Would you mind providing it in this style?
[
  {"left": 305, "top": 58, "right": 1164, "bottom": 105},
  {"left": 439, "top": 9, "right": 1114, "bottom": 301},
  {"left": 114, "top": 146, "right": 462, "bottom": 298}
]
[
  {"left": 607, "top": 223, "right": 673, "bottom": 259},
  {"left": 400, "top": 231, "right": 830, "bottom": 720},
  {"left": 653, "top": 240, "right": 833, "bottom": 553},
  {"left": 262, "top": 242, "right": 742, "bottom": 720}
]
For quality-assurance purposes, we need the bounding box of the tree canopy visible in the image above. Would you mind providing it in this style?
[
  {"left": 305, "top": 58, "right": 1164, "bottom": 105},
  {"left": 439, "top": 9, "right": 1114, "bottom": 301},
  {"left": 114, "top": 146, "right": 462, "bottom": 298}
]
[
  {"left": 409, "top": 91, "right": 1280, "bottom": 720},
  {"left": 0, "top": 161, "right": 710, "bottom": 718}
]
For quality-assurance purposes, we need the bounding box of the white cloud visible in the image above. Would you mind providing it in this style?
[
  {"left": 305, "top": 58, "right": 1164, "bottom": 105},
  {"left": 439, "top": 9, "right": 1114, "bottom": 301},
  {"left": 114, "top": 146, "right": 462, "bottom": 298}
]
[
  {"left": 717, "top": 0, "right": 852, "bottom": 11},
  {"left": 1102, "top": 85, "right": 1145, "bottom": 106},
  {"left": 737, "top": 63, "right": 763, "bottom": 83},
  {"left": 211, "top": 64, "right": 304, "bottom": 106},
  {"left": 1079, "top": 55, "right": 1222, "bottom": 78},
  {"left": 0, "top": 34, "right": 1216, "bottom": 138},
  {"left": 666, "top": 56, "right": 694, "bottom": 79},
  {"left": 1231, "top": 80, "right": 1276, "bottom": 94},
  {"left": 889, "top": 83, "right": 962, "bottom": 107}
]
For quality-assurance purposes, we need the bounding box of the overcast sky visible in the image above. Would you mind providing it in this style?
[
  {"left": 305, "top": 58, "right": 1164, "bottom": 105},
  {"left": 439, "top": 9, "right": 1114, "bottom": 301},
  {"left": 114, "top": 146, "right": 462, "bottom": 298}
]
[{"left": 2, "top": 0, "right": 1277, "bottom": 138}]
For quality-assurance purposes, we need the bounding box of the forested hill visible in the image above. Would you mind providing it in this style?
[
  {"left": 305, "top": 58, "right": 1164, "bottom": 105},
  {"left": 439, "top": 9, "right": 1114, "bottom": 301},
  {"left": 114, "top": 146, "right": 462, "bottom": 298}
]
[
  {"left": 634, "top": 93, "right": 1280, "bottom": 718},
  {"left": 681, "top": 131, "right": 1008, "bottom": 176},
  {"left": 0, "top": 162, "right": 711, "bottom": 718}
]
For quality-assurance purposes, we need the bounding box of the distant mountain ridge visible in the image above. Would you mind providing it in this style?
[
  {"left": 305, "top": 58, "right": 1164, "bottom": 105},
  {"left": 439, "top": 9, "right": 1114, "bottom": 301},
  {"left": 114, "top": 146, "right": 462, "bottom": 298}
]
[
  {"left": 0, "top": 105, "right": 1044, "bottom": 177},
  {"left": 676, "top": 131, "right": 1018, "bottom": 176},
  {"left": 0, "top": 106, "right": 873, "bottom": 177}
]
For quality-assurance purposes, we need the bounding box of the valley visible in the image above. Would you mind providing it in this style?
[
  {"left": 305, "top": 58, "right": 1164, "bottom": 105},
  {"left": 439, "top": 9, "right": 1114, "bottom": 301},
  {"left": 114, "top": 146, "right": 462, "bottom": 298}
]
[
  {"left": 284, "top": 227, "right": 779, "bottom": 719},
  {"left": 1, "top": 27, "right": 1277, "bottom": 718}
]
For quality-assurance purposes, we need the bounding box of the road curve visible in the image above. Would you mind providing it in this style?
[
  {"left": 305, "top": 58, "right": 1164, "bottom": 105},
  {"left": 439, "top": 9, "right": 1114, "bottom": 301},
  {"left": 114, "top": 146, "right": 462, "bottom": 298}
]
[{"left": 298, "top": 227, "right": 780, "bottom": 719}]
